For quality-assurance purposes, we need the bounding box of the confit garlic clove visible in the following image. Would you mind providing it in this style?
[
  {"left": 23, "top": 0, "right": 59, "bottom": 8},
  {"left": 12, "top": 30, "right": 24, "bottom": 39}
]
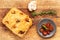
[{"left": 28, "top": 0, "right": 36, "bottom": 11}]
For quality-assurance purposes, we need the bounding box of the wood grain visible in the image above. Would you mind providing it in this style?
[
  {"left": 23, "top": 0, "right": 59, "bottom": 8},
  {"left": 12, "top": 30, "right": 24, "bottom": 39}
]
[{"left": 0, "top": 8, "right": 60, "bottom": 40}]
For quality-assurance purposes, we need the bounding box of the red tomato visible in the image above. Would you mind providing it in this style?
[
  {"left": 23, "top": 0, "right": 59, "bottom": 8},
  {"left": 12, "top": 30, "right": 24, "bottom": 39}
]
[
  {"left": 42, "top": 31, "right": 47, "bottom": 36},
  {"left": 40, "top": 28, "right": 44, "bottom": 32},
  {"left": 47, "top": 31, "right": 50, "bottom": 34},
  {"left": 45, "top": 22, "right": 50, "bottom": 28},
  {"left": 49, "top": 25, "right": 54, "bottom": 31}
]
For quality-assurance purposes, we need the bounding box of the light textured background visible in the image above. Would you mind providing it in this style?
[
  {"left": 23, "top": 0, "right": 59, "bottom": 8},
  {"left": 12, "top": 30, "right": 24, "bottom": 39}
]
[{"left": 0, "top": 0, "right": 60, "bottom": 8}]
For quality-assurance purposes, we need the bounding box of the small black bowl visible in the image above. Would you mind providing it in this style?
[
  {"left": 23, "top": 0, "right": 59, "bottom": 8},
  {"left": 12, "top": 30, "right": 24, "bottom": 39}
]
[{"left": 37, "top": 18, "right": 56, "bottom": 38}]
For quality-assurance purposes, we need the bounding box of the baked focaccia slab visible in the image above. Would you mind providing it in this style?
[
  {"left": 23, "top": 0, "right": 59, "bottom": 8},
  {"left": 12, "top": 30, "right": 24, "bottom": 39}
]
[{"left": 2, "top": 8, "right": 32, "bottom": 38}]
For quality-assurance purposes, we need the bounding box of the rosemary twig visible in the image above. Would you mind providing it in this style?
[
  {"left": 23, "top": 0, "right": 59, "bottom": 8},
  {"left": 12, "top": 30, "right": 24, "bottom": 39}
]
[{"left": 31, "top": 10, "right": 56, "bottom": 17}]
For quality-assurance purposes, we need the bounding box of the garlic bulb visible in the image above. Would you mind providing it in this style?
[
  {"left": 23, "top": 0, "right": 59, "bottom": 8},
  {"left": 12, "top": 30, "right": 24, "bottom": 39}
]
[{"left": 28, "top": 0, "right": 36, "bottom": 11}]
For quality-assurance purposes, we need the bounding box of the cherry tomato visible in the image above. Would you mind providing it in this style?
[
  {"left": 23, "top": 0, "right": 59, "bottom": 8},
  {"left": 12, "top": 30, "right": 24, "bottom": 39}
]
[
  {"left": 47, "top": 31, "right": 50, "bottom": 34},
  {"left": 49, "top": 25, "right": 54, "bottom": 31},
  {"left": 45, "top": 22, "right": 50, "bottom": 28},
  {"left": 40, "top": 28, "right": 44, "bottom": 32},
  {"left": 42, "top": 31, "right": 47, "bottom": 36}
]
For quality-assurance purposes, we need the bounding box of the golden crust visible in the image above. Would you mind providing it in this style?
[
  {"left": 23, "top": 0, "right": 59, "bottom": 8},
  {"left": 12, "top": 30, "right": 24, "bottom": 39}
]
[{"left": 2, "top": 8, "right": 32, "bottom": 38}]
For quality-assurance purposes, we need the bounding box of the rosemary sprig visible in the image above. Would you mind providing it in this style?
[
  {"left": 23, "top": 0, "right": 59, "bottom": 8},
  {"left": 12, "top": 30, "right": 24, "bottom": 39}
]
[{"left": 31, "top": 10, "right": 56, "bottom": 17}]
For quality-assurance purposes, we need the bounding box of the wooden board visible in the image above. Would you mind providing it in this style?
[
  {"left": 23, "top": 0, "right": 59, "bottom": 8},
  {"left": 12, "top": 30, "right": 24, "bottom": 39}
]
[
  {"left": 0, "top": 8, "right": 60, "bottom": 40},
  {"left": 0, "top": 0, "right": 60, "bottom": 40}
]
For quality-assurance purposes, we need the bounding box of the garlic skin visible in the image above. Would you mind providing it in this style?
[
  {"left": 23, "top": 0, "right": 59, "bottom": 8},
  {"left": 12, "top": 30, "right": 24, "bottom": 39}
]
[{"left": 28, "top": 1, "right": 36, "bottom": 11}]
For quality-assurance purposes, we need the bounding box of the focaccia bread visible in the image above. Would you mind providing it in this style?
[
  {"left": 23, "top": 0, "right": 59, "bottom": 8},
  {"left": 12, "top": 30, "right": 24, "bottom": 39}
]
[{"left": 2, "top": 8, "right": 32, "bottom": 38}]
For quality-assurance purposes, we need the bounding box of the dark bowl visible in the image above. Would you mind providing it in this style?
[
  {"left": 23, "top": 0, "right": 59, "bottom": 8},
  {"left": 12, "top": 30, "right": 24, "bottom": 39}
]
[{"left": 37, "top": 18, "right": 56, "bottom": 38}]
